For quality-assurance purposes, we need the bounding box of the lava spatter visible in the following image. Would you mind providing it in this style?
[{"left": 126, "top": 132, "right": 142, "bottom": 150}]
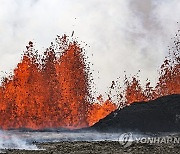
[
  {"left": 0, "top": 31, "right": 179, "bottom": 130},
  {"left": 0, "top": 35, "right": 117, "bottom": 130}
]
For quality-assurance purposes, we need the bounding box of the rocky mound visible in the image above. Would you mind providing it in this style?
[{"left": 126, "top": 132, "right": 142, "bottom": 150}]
[{"left": 90, "top": 94, "right": 180, "bottom": 132}]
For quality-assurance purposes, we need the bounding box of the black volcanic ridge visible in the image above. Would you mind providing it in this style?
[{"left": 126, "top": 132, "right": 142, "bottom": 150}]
[{"left": 90, "top": 94, "right": 180, "bottom": 132}]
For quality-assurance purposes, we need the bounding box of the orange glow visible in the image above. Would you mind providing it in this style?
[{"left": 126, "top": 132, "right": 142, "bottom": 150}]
[
  {"left": 87, "top": 99, "right": 117, "bottom": 126},
  {"left": 0, "top": 33, "right": 179, "bottom": 130},
  {"left": 124, "top": 77, "right": 148, "bottom": 104},
  {"left": 0, "top": 36, "right": 117, "bottom": 130},
  {"left": 123, "top": 38, "right": 180, "bottom": 104}
]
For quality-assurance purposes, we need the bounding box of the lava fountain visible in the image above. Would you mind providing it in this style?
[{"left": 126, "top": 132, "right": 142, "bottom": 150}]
[
  {"left": 0, "top": 32, "right": 179, "bottom": 130},
  {"left": 0, "top": 35, "right": 116, "bottom": 130},
  {"left": 118, "top": 32, "right": 180, "bottom": 105}
]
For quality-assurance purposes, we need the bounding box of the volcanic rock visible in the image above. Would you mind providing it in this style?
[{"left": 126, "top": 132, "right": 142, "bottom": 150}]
[{"left": 90, "top": 94, "right": 180, "bottom": 132}]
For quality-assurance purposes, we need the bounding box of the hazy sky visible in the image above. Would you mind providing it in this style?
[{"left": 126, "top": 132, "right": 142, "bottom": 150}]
[{"left": 0, "top": 0, "right": 180, "bottom": 96}]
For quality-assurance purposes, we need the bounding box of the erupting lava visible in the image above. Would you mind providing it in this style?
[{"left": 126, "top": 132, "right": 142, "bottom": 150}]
[
  {"left": 0, "top": 35, "right": 116, "bottom": 130},
  {"left": 0, "top": 32, "right": 179, "bottom": 130},
  {"left": 120, "top": 32, "right": 180, "bottom": 105}
]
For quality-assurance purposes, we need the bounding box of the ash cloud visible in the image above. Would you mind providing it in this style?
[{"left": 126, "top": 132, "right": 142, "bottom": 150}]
[{"left": 0, "top": 0, "right": 180, "bottom": 95}]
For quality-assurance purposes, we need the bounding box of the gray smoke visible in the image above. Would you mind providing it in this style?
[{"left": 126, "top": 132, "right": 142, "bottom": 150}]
[{"left": 0, "top": 0, "right": 180, "bottom": 96}]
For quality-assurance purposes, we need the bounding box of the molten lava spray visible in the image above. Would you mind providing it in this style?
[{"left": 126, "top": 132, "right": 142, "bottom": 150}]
[
  {"left": 118, "top": 31, "right": 180, "bottom": 105},
  {"left": 0, "top": 35, "right": 116, "bottom": 130},
  {"left": 0, "top": 32, "right": 179, "bottom": 130}
]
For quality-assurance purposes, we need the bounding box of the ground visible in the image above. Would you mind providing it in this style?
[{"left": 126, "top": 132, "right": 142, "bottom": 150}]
[{"left": 2, "top": 141, "right": 180, "bottom": 154}]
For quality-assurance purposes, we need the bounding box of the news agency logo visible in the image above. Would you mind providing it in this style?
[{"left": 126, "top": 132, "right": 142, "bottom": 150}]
[
  {"left": 118, "top": 132, "right": 180, "bottom": 148},
  {"left": 118, "top": 132, "right": 134, "bottom": 148}
]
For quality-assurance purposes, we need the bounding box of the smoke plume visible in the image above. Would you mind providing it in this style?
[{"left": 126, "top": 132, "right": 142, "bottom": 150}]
[{"left": 0, "top": 0, "right": 180, "bottom": 95}]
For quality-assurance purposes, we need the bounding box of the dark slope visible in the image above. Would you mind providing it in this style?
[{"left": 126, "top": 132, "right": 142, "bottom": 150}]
[{"left": 90, "top": 94, "right": 180, "bottom": 132}]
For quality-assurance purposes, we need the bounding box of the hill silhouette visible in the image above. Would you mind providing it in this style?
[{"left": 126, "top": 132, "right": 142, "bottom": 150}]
[{"left": 90, "top": 94, "right": 180, "bottom": 132}]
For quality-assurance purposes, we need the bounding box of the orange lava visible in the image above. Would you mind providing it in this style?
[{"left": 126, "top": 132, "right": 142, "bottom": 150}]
[
  {"left": 0, "top": 32, "right": 179, "bottom": 130},
  {"left": 87, "top": 95, "right": 117, "bottom": 126},
  {"left": 123, "top": 34, "right": 180, "bottom": 105},
  {"left": 0, "top": 36, "right": 117, "bottom": 130}
]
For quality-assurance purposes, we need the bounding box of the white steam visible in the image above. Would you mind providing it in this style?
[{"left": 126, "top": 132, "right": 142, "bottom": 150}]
[
  {"left": 0, "top": 0, "right": 180, "bottom": 95},
  {"left": 0, "top": 130, "right": 38, "bottom": 150}
]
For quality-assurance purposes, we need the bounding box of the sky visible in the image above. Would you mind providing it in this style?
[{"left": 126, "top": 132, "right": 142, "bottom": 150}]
[{"left": 0, "top": 0, "right": 180, "bottom": 96}]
